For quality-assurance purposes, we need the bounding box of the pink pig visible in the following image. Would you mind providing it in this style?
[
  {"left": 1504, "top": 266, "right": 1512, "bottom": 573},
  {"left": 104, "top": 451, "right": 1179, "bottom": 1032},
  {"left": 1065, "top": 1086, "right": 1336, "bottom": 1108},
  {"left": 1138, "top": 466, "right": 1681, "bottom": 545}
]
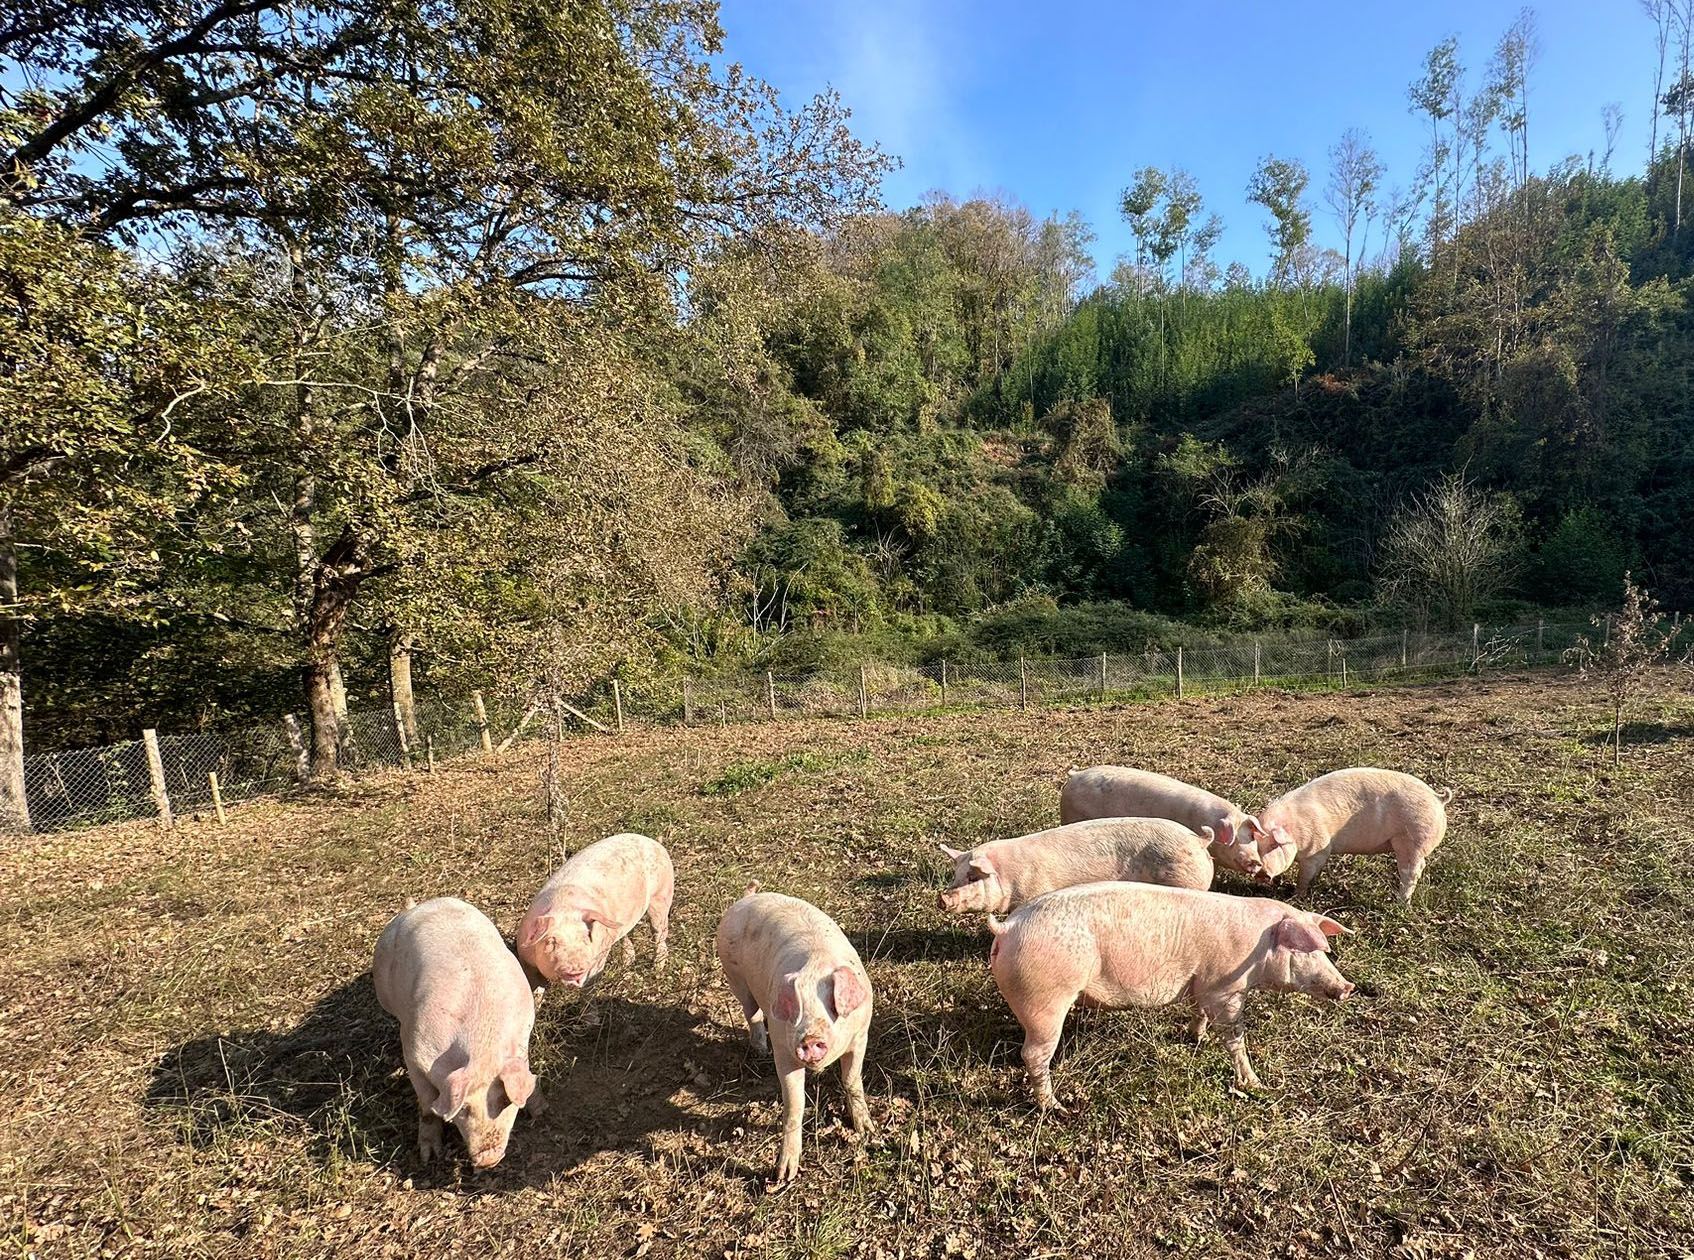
[
  {"left": 937, "top": 817, "right": 1214, "bottom": 914},
  {"left": 716, "top": 888, "right": 874, "bottom": 1182},
  {"left": 1060, "top": 766, "right": 1263, "bottom": 877},
  {"left": 987, "top": 882, "right": 1353, "bottom": 1109},
  {"left": 1244, "top": 768, "right": 1453, "bottom": 905},
  {"left": 517, "top": 833, "right": 673, "bottom": 987},
  {"left": 373, "top": 897, "right": 538, "bottom": 1167}
]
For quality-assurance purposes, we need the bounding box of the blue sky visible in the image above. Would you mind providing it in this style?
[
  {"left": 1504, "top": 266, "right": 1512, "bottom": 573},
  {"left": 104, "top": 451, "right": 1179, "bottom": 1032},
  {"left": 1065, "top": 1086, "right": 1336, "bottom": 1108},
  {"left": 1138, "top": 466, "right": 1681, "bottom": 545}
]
[{"left": 716, "top": 0, "right": 1658, "bottom": 279}]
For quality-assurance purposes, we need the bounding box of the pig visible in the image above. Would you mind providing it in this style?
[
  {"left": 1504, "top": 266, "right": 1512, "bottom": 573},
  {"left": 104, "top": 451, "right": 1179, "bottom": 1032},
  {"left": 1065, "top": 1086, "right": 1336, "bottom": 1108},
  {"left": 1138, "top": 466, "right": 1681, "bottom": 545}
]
[
  {"left": 517, "top": 832, "right": 673, "bottom": 988},
  {"left": 1060, "top": 765, "right": 1264, "bottom": 878},
  {"left": 373, "top": 897, "right": 538, "bottom": 1167},
  {"left": 1244, "top": 768, "right": 1453, "bottom": 905},
  {"left": 936, "top": 817, "right": 1214, "bottom": 914},
  {"left": 986, "top": 881, "right": 1354, "bottom": 1110},
  {"left": 715, "top": 888, "right": 874, "bottom": 1182}
]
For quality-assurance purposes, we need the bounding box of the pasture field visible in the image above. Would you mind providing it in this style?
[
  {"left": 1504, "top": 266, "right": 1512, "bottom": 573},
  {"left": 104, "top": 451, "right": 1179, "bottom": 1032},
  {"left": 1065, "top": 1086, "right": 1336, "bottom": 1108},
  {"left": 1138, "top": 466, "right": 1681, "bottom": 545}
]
[{"left": 4, "top": 673, "right": 1692, "bottom": 1258}]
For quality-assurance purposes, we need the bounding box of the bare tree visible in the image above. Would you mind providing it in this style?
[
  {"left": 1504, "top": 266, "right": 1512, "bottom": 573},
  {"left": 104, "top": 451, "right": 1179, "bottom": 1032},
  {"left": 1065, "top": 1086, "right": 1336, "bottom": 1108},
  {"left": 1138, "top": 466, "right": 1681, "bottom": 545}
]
[
  {"left": 1325, "top": 129, "right": 1384, "bottom": 364},
  {"left": 1568, "top": 574, "right": 1680, "bottom": 766},
  {"left": 1648, "top": 0, "right": 1675, "bottom": 166},
  {"left": 1376, "top": 474, "right": 1520, "bottom": 630}
]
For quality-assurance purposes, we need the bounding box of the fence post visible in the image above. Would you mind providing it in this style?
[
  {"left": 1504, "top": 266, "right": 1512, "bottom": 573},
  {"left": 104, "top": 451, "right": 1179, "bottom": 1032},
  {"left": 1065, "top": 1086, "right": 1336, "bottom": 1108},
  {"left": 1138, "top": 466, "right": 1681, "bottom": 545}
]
[
  {"left": 766, "top": 670, "right": 777, "bottom": 720},
  {"left": 1327, "top": 639, "right": 1335, "bottom": 686},
  {"left": 1098, "top": 652, "right": 1107, "bottom": 702},
  {"left": 939, "top": 661, "right": 948, "bottom": 707},
  {"left": 1536, "top": 618, "right": 1544, "bottom": 658},
  {"left": 426, "top": 734, "right": 436, "bottom": 774},
  {"left": 1339, "top": 649, "right": 1348, "bottom": 688},
  {"left": 683, "top": 677, "right": 694, "bottom": 725},
  {"left": 1400, "top": 628, "right": 1408, "bottom": 668},
  {"left": 393, "top": 701, "right": 412, "bottom": 769},
  {"left": 472, "top": 690, "right": 493, "bottom": 754},
  {"left": 1019, "top": 656, "right": 1028, "bottom": 709},
  {"left": 612, "top": 680, "right": 625, "bottom": 733},
  {"left": 1175, "top": 646, "right": 1184, "bottom": 698},
  {"left": 858, "top": 664, "right": 868, "bottom": 719},
  {"left": 142, "top": 728, "right": 173, "bottom": 829},
  {"left": 1471, "top": 624, "right": 1480, "bottom": 669},
  {"left": 207, "top": 772, "right": 227, "bottom": 826},
  {"left": 1253, "top": 640, "right": 1261, "bottom": 686},
  {"left": 283, "top": 714, "right": 308, "bottom": 784},
  {"left": 1604, "top": 613, "right": 1613, "bottom": 646}
]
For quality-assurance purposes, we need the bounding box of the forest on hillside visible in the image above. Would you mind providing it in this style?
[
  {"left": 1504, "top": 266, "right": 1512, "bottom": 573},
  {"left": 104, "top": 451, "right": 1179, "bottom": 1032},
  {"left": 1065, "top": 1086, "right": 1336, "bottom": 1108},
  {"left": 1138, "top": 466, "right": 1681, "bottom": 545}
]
[{"left": 4, "top": 2, "right": 1694, "bottom": 809}]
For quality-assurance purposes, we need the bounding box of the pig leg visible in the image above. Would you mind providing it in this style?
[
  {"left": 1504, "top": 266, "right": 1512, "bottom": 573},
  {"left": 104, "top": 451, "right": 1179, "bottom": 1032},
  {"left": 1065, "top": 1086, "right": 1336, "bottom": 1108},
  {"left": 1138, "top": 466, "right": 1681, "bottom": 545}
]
[
  {"left": 774, "top": 1056, "right": 808, "bottom": 1182},
  {"left": 621, "top": 933, "right": 636, "bottom": 966},
  {"left": 838, "top": 1028, "right": 872, "bottom": 1135},
  {"left": 1394, "top": 849, "right": 1428, "bottom": 906},
  {"left": 406, "top": 1062, "right": 445, "bottom": 1162},
  {"left": 724, "top": 969, "right": 767, "bottom": 1054},
  {"left": 1189, "top": 1010, "right": 1209, "bottom": 1043},
  {"left": 1293, "top": 850, "right": 1328, "bottom": 899},
  {"left": 647, "top": 885, "right": 672, "bottom": 973},
  {"left": 1199, "top": 992, "right": 1260, "bottom": 1090},
  {"left": 1015, "top": 995, "right": 1076, "bottom": 1112}
]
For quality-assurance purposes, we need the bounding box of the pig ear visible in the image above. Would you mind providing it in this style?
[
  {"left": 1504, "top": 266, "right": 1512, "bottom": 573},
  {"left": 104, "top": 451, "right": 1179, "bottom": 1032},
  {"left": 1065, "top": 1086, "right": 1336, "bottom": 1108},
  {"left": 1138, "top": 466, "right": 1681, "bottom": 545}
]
[
  {"left": 1215, "top": 820, "right": 1235, "bottom": 846},
  {"left": 519, "top": 915, "right": 553, "bottom": 947},
  {"left": 966, "top": 856, "right": 994, "bottom": 881},
  {"left": 430, "top": 1066, "right": 472, "bottom": 1120},
  {"left": 937, "top": 843, "right": 965, "bottom": 860},
  {"left": 1313, "top": 916, "right": 1350, "bottom": 937},
  {"left": 1197, "top": 824, "right": 1217, "bottom": 845},
  {"left": 500, "top": 1059, "right": 536, "bottom": 1109},
  {"left": 773, "top": 971, "right": 802, "bottom": 1023},
  {"left": 1241, "top": 815, "right": 1265, "bottom": 840},
  {"left": 583, "top": 908, "right": 619, "bottom": 933},
  {"left": 829, "top": 965, "right": 867, "bottom": 1019},
  {"left": 1276, "top": 918, "right": 1331, "bottom": 954}
]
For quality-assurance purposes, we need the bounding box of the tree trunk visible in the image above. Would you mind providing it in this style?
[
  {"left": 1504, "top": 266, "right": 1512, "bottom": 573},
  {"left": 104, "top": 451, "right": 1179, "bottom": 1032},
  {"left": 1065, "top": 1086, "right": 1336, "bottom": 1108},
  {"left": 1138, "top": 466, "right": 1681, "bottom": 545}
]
[
  {"left": 0, "top": 504, "right": 29, "bottom": 834},
  {"left": 304, "top": 656, "right": 340, "bottom": 780},
  {"left": 389, "top": 630, "right": 418, "bottom": 746}
]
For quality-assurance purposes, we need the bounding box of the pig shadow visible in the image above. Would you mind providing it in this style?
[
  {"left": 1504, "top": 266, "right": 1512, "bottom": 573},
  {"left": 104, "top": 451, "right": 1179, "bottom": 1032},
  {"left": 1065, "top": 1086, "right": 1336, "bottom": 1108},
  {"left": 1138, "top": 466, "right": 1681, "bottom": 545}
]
[
  {"left": 143, "top": 972, "right": 748, "bottom": 1188},
  {"left": 850, "top": 922, "right": 990, "bottom": 965}
]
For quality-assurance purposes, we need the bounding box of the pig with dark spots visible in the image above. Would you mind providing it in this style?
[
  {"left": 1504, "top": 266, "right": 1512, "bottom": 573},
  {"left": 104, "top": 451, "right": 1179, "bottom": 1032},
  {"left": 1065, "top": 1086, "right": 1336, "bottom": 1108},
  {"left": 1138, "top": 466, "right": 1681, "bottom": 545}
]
[
  {"left": 716, "top": 888, "right": 873, "bottom": 1182},
  {"left": 373, "top": 897, "right": 538, "bottom": 1168},
  {"left": 1060, "top": 765, "right": 1264, "bottom": 878},
  {"left": 517, "top": 832, "right": 673, "bottom": 988},
  {"left": 986, "top": 882, "right": 1354, "bottom": 1110},
  {"left": 937, "top": 817, "right": 1213, "bottom": 914},
  {"left": 1244, "top": 768, "right": 1452, "bottom": 905}
]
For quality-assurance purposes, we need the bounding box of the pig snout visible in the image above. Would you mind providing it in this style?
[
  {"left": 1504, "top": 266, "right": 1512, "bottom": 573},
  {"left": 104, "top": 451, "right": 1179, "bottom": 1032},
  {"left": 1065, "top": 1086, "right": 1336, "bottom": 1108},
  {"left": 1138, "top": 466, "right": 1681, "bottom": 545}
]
[
  {"left": 471, "top": 1142, "right": 508, "bottom": 1169},
  {"left": 796, "top": 1035, "right": 830, "bottom": 1067}
]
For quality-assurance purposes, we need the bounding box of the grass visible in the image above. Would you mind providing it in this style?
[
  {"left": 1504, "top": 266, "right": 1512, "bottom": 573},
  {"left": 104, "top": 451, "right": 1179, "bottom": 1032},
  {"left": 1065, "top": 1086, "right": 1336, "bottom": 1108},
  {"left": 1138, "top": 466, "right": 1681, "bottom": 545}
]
[{"left": 2, "top": 672, "right": 1692, "bottom": 1257}]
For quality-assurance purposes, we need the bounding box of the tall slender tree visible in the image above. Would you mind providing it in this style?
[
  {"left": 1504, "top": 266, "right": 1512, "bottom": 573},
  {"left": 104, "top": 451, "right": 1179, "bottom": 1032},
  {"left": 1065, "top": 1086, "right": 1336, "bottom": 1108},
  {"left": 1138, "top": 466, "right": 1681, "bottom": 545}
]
[{"left": 1324, "top": 129, "right": 1384, "bottom": 363}]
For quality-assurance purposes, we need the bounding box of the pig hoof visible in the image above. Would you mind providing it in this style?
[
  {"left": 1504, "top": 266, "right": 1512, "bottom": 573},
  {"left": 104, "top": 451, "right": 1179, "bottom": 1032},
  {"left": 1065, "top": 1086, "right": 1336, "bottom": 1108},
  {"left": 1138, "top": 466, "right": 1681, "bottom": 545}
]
[
  {"left": 418, "top": 1126, "right": 444, "bottom": 1164},
  {"left": 774, "top": 1153, "right": 802, "bottom": 1184}
]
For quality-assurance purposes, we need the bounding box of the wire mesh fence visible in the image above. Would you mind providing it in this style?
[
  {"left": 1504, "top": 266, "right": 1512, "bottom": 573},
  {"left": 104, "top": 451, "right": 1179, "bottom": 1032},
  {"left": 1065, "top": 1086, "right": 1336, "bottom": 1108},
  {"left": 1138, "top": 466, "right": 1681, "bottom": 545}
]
[{"left": 14, "top": 616, "right": 1677, "bottom": 835}]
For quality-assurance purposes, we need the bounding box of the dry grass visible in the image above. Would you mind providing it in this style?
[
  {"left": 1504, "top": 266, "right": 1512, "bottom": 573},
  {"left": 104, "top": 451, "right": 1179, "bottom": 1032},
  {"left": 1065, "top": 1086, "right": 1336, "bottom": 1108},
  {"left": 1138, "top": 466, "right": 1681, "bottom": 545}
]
[{"left": 3, "top": 673, "right": 1692, "bottom": 1258}]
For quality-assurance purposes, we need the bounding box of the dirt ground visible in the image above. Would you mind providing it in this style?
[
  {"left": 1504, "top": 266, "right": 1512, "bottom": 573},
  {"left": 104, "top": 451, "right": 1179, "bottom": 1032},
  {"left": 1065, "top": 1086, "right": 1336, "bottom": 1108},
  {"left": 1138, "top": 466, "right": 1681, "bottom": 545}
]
[{"left": 4, "top": 672, "right": 1692, "bottom": 1258}]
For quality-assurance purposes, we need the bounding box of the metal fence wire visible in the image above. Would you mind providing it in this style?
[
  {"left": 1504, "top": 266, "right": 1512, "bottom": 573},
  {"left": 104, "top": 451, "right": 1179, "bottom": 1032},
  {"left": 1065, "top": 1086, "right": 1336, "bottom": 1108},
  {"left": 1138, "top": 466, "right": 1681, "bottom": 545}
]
[{"left": 14, "top": 617, "right": 1674, "bottom": 834}]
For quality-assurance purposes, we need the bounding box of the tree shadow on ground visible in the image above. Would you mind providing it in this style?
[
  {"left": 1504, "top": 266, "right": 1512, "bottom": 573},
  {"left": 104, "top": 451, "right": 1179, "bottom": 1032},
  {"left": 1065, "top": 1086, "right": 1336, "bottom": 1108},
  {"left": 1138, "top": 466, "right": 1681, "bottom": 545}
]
[
  {"left": 1580, "top": 716, "right": 1694, "bottom": 748},
  {"left": 143, "top": 972, "right": 751, "bottom": 1189}
]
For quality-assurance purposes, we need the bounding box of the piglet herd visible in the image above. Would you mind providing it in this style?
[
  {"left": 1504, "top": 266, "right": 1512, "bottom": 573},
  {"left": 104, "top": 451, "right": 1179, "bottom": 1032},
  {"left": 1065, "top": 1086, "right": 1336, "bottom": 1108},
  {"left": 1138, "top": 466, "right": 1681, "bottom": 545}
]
[{"left": 373, "top": 763, "right": 1451, "bottom": 1181}]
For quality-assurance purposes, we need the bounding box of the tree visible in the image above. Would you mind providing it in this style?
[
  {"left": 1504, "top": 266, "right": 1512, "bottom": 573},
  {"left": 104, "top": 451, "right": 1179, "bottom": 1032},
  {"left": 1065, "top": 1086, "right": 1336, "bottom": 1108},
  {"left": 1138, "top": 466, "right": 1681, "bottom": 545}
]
[
  {"left": 1377, "top": 474, "right": 1520, "bottom": 630},
  {"left": 1569, "top": 574, "right": 1679, "bottom": 765},
  {"left": 1409, "top": 36, "right": 1463, "bottom": 268},
  {"left": 1247, "top": 156, "right": 1313, "bottom": 286},
  {"left": 5, "top": 0, "right": 889, "bottom": 782},
  {"left": 1324, "top": 129, "right": 1384, "bottom": 363},
  {"left": 1647, "top": 0, "right": 1675, "bottom": 166}
]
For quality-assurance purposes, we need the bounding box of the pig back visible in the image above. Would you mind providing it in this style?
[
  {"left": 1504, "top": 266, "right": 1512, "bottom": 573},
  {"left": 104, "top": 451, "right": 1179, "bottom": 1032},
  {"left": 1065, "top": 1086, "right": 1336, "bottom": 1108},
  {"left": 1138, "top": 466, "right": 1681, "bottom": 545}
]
[
  {"left": 1274, "top": 768, "right": 1445, "bottom": 856},
  {"left": 991, "top": 818, "right": 1213, "bottom": 900},
  {"left": 526, "top": 832, "right": 669, "bottom": 926},
  {"left": 1060, "top": 766, "right": 1235, "bottom": 833},
  {"left": 374, "top": 897, "right": 532, "bottom": 1030},
  {"left": 717, "top": 892, "right": 863, "bottom": 995}
]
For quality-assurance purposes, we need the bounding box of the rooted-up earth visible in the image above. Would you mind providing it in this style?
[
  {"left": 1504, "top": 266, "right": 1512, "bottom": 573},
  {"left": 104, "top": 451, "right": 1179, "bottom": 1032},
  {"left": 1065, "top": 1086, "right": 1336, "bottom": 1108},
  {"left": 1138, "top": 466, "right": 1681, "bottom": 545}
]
[{"left": 5, "top": 673, "right": 1692, "bottom": 1258}]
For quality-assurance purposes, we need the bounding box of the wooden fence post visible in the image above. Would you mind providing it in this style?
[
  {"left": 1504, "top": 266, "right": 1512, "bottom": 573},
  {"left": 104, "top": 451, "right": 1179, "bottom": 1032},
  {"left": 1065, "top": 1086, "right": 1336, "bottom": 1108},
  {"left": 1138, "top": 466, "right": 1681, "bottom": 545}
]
[
  {"left": 1400, "top": 628, "right": 1408, "bottom": 668},
  {"left": 426, "top": 734, "right": 436, "bottom": 774},
  {"left": 683, "top": 677, "right": 694, "bottom": 724},
  {"left": 612, "top": 680, "right": 624, "bottom": 733},
  {"left": 142, "top": 729, "right": 173, "bottom": 829},
  {"left": 207, "top": 772, "right": 227, "bottom": 826},
  {"left": 939, "top": 661, "right": 947, "bottom": 707},
  {"left": 1175, "top": 646, "right": 1184, "bottom": 698},
  {"left": 393, "top": 701, "right": 412, "bottom": 769},
  {"left": 1098, "top": 652, "right": 1107, "bottom": 702},
  {"left": 1019, "top": 656, "right": 1028, "bottom": 709},
  {"left": 283, "top": 714, "right": 308, "bottom": 784},
  {"left": 1536, "top": 618, "right": 1544, "bottom": 657},
  {"left": 1471, "top": 624, "right": 1481, "bottom": 669},
  {"left": 766, "top": 670, "right": 777, "bottom": 719},
  {"left": 1340, "top": 649, "right": 1348, "bottom": 688},
  {"left": 858, "top": 665, "right": 868, "bottom": 719},
  {"left": 1253, "top": 640, "right": 1261, "bottom": 685},
  {"left": 1604, "top": 613, "right": 1613, "bottom": 646},
  {"left": 472, "top": 690, "right": 493, "bottom": 754}
]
